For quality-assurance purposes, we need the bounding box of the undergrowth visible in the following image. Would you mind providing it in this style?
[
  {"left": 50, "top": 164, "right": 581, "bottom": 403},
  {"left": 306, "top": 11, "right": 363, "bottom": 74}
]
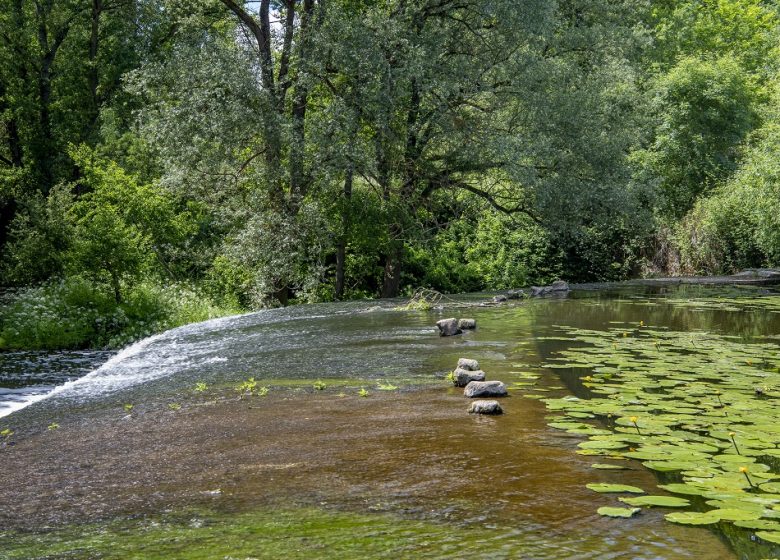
[{"left": 0, "top": 277, "right": 240, "bottom": 350}]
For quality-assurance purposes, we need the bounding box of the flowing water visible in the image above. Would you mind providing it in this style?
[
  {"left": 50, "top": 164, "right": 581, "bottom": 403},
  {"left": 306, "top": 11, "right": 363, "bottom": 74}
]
[{"left": 2, "top": 286, "right": 780, "bottom": 559}]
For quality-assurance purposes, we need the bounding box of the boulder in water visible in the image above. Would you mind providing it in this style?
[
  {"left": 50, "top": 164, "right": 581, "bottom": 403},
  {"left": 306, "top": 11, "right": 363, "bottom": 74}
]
[
  {"left": 468, "top": 400, "right": 503, "bottom": 415},
  {"left": 457, "top": 358, "right": 479, "bottom": 371},
  {"left": 530, "top": 280, "right": 570, "bottom": 297},
  {"left": 454, "top": 368, "right": 486, "bottom": 387},
  {"left": 464, "top": 380, "right": 508, "bottom": 398},
  {"left": 436, "top": 318, "right": 462, "bottom": 336},
  {"left": 458, "top": 318, "right": 476, "bottom": 330},
  {"left": 506, "top": 289, "right": 525, "bottom": 300},
  {"left": 492, "top": 294, "right": 508, "bottom": 303}
]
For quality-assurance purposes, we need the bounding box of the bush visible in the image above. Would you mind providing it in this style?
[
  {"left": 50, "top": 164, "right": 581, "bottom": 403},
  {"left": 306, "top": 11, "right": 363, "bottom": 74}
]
[{"left": 0, "top": 277, "right": 239, "bottom": 350}]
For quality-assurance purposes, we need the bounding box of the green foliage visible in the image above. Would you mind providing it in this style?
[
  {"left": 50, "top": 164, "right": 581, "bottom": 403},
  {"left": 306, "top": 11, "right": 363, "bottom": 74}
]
[
  {"left": 651, "top": 0, "right": 778, "bottom": 77},
  {"left": 313, "top": 381, "right": 326, "bottom": 391},
  {"left": 637, "top": 56, "right": 759, "bottom": 218},
  {"left": 66, "top": 146, "right": 195, "bottom": 302},
  {"left": 0, "top": 277, "right": 236, "bottom": 350},
  {"left": 194, "top": 382, "right": 208, "bottom": 393},
  {"left": 236, "top": 377, "right": 268, "bottom": 398},
  {"left": 674, "top": 83, "right": 780, "bottom": 273}
]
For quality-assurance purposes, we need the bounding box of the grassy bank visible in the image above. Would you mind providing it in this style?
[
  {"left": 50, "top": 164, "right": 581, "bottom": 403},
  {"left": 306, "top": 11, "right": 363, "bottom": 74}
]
[{"left": 0, "top": 278, "right": 241, "bottom": 350}]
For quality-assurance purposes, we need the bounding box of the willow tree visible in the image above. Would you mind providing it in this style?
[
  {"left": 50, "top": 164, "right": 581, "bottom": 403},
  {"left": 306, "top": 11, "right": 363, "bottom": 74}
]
[{"left": 316, "top": 0, "right": 646, "bottom": 295}]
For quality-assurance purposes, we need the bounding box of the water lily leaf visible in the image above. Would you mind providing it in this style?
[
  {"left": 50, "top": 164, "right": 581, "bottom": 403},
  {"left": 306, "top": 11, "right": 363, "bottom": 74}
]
[
  {"left": 591, "top": 463, "right": 629, "bottom": 470},
  {"left": 643, "top": 461, "right": 702, "bottom": 473},
  {"left": 578, "top": 440, "right": 629, "bottom": 450},
  {"left": 658, "top": 484, "right": 710, "bottom": 496},
  {"left": 597, "top": 506, "right": 640, "bottom": 518},
  {"left": 735, "top": 520, "right": 780, "bottom": 531},
  {"left": 665, "top": 511, "right": 721, "bottom": 525},
  {"left": 619, "top": 496, "right": 690, "bottom": 508},
  {"left": 707, "top": 508, "right": 762, "bottom": 522},
  {"left": 759, "top": 482, "right": 780, "bottom": 493},
  {"left": 586, "top": 483, "right": 644, "bottom": 494},
  {"left": 755, "top": 531, "right": 780, "bottom": 545}
]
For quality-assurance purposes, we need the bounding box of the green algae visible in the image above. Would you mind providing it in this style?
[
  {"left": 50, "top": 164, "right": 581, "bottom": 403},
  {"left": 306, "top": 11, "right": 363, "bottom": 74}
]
[{"left": 0, "top": 506, "right": 532, "bottom": 560}]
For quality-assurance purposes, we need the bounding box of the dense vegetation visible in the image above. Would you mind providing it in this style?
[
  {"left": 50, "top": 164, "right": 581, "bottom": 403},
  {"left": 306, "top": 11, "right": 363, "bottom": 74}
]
[{"left": 0, "top": 0, "right": 779, "bottom": 348}]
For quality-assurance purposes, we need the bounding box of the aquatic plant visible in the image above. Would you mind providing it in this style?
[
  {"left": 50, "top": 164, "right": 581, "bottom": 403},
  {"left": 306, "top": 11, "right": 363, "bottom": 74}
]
[
  {"left": 123, "top": 403, "right": 134, "bottom": 412},
  {"left": 541, "top": 302, "right": 780, "bottom": 547},
  {"left": 168, "top": 403, "right": 181, "bottom": 411},
  {"left": 394, "top": 288, "right": 442, "bottom": 311},
  {"left": 358, "top": 388, "right": 369, "bottom": 398},
  {"left": 1, "top": 428, "right": 13, "bottom": 439},
  {"left": 377, "top": 382, "right": 398, "bottom": 391},
  {"left": 47, "top": 423, "right": 60, "bottom": 431},
  {"left": 598, "top": 506, "right": 640, "bottom": 518},
  {"left": 445, "top": 371, "right": 457, "bottom": 385},
  {"left": 194, "top": 382, "right": 208, "bottom": 393},
  {"left": 313, "top": 380, "right": 326, "bottom": 391},
  {"left": 236, "top": 377, "right": 258, "bottom": 397}
]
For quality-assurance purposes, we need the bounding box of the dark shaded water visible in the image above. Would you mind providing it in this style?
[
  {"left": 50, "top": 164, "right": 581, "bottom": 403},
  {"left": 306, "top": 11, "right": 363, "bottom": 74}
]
[{"left": 3, "top": 285, "right": 780, "bottom": 559}]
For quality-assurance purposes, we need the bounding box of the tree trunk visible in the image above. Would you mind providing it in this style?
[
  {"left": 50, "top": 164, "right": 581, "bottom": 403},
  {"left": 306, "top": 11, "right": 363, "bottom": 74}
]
[
  {"left": 381, "top": 224, "right": 403, "bottom": 298},
  {"left": 87, "top": 0, "right": 102, "bottom": 136},
  {"left": 334, "top": 166, "right": 353, "bottom": 300}
]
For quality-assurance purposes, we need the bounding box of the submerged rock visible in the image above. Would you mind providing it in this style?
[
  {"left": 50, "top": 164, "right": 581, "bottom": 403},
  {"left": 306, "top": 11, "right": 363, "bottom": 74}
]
[
  {"left": 464, "top": 380, "right": 508, "bottom": 398},
  {"left": 436, "top": 318, "right": 462, "bottom": 336},
  {"left": 468, "top": 400, "right": 503, "bottom": 415},
  {"left": 457, "top": 358, "right": 479, "bottom": 371},
  {"left": 458, "top": 318, "right": 477, "bottom": 330},
  {"left": 454, "top": 368, "right": 486, "bottom": 387},
  {"left": 530, "top": 280, "right": 570, "bottom": 297}
]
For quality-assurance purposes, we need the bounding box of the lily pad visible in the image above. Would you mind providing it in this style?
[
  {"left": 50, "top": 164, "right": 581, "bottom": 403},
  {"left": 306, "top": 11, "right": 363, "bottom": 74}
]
[
  {"left": 597, "top": 506, "right": 641, "bottom": 518},
  {"left": 665, "top": 511, "right": 721, "bottom": 525},
  {"left": 586, "top": 483, "right": 644, "bottom": 494},
  {"left": 619, "top": 496, "right": 690, "bottom": 508},
  {"left": 755, "top": 531, "right": 780, "bottom": 545}
]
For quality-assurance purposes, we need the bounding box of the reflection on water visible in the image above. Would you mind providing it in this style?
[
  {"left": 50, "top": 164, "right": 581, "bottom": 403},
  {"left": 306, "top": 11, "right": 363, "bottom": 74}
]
[{"left": 2, "top": 285, "right": 780, "bottom": 559}]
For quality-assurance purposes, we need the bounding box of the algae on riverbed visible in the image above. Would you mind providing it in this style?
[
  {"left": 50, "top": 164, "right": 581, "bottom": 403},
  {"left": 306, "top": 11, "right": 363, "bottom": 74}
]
[{"left": 2, "top": 506, "right": 527, "bottom": 560}]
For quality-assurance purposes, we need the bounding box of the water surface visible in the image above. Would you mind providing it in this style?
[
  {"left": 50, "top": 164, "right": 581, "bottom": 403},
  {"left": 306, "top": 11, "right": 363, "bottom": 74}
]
[{"left": 3, "top": 286, "right": 780, "bottom": 558}]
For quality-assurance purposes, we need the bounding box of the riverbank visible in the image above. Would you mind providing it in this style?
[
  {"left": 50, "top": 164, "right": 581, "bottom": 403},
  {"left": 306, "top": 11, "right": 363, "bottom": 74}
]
[{"left": 0, "top": 278, "right": 239, "bottom": 351}]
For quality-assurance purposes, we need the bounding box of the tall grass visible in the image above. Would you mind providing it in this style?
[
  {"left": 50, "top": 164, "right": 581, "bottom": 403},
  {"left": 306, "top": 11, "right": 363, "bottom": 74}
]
[{"left": 0, "top": 278, "right": 241, "bottom": 350}]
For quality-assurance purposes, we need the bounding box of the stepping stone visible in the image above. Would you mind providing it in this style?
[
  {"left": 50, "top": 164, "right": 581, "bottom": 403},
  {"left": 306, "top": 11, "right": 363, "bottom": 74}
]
[
  {"left": 454, "top": 368, "right": 486, "bottom": 387},
  {"left": 436, "top": 318, "right": 462, "bottom": 336},
  {"left": 469, "top": 400, "right": 503, "bottom": 415},
  {"left": 464, "top": 380, "right": 507, "bottom": 398},
  {"left": 457, "top": 358, "right": 479, "bottom": 371}
]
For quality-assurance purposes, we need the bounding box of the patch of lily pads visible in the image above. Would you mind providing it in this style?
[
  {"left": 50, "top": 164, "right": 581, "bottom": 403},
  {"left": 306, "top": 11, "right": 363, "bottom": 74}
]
[{"left": 541, "top": 299, "right": 780, "bottom": 552}]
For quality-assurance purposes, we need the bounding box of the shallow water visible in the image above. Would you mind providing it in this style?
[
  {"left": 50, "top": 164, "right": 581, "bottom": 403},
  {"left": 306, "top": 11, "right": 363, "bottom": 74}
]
[{"left": 3, "top": 285, "right": 780, "bottom": 558}]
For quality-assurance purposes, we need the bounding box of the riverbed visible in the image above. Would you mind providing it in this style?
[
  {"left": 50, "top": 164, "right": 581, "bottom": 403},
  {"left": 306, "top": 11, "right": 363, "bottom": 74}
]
[{"left": 2, "top": 285, "right": 780, "bottom": 559}]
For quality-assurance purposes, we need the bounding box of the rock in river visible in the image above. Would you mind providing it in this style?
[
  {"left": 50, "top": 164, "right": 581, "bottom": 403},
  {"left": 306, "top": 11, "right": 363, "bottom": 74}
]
[
  {"left": 468, "top": 400, "right": 503, "bottom": 415},
  {"left": 436, "top": 318, "right": 462, "bottom": 336},
  {"left": 457, "top": 358, "right": 479, "bottom": 371},
  {"left": 458, "top": 318, "right": 477, "bottom": 330},
  {"left": 492, "top": 294, "right": 508, "bottom": 303},
  {"left": 530, "top": 280, "right": 570, "bottom": 297},
  {"left": 464, "top": 380, "right": 508, "bottom": 398},
  {"left": 454, "top": 368, "right": 486, "bottom": 387}
]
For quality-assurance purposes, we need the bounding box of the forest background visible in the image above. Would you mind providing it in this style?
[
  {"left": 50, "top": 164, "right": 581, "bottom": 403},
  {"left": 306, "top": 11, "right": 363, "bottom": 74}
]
[{"left": 1, "top": 0, "right": 779, "bottom": 349}]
